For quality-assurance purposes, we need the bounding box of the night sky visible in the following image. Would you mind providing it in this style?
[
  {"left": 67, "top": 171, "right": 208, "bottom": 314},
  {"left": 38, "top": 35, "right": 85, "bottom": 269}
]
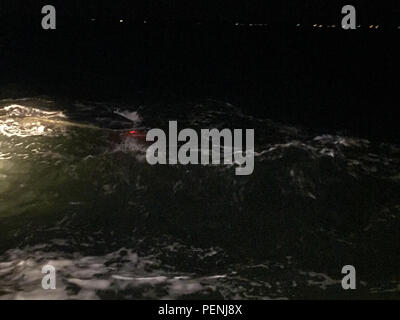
[
  {"left": 1, "top": 1, "right": 399, "bottom": 141},
  {"left": 1, "top": 1, "right": 399, "bottom": 24}
]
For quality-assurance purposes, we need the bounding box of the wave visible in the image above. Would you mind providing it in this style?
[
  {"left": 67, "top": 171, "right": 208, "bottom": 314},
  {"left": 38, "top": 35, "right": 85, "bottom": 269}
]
[{"left": 0, "top": 97, "right": 399, "bottom": 299}]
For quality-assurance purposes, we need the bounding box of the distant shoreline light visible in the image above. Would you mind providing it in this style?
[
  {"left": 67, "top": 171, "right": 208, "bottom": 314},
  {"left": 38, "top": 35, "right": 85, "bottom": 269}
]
[{"left": 82, "top": 19, "right": 397, "bottom": 30}]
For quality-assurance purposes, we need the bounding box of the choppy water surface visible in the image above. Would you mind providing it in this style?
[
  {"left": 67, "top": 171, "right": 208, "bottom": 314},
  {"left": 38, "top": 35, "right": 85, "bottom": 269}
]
[{"left": 0, "top": 98, "right": 399, "bottom": 299}]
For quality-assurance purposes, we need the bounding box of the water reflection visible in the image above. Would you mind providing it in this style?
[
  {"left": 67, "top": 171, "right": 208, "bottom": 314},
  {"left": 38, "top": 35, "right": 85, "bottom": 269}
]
[{"left": 0, "top": 98, "right": 399, "bottom": 299}]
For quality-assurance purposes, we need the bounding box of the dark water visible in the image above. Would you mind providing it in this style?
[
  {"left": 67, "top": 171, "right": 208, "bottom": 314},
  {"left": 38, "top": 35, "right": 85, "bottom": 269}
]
[
  {"left": 0, "top": 16, "right": 399, "bottom": 299},
  {"left": 0, "top": 97, "right": 399, "bottom": 299}
]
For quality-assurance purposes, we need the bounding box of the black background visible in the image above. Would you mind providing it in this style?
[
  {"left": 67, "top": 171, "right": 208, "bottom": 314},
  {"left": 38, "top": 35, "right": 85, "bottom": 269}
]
[
  {"left": 0, "top": 299, "right": 396, "bottom": 315},
  {"left": 1, "top": 1, "right": 399, "bottom": 142}
]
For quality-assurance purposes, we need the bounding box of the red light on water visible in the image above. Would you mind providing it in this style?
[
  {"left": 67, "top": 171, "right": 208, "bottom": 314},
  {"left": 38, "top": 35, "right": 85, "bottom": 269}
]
[{"left": 124, "top": 130, "right": 146, "bottom": 138}]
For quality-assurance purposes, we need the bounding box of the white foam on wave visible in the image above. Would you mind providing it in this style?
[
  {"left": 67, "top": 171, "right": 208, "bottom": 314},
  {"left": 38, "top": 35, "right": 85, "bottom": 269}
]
[
  {"left": 1, "top": 104, "right": 66, "bottom": 118},
  {"left": 0, "top": 245, "right": 225, "bottom": 300},
  {"left": 0, "top": 119, "right": 50, "bottom": 137},
  {"left": 0, "top": 104, "right": 66, "bottom": 137},
  {"left": 113, "top": 109, "right": 142, "bottom": 123}
]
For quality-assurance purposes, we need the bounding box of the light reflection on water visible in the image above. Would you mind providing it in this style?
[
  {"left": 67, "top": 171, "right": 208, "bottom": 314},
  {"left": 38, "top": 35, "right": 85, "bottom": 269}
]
[{"left": 0, "top": 98, "right": 399, "bottom": 299}]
